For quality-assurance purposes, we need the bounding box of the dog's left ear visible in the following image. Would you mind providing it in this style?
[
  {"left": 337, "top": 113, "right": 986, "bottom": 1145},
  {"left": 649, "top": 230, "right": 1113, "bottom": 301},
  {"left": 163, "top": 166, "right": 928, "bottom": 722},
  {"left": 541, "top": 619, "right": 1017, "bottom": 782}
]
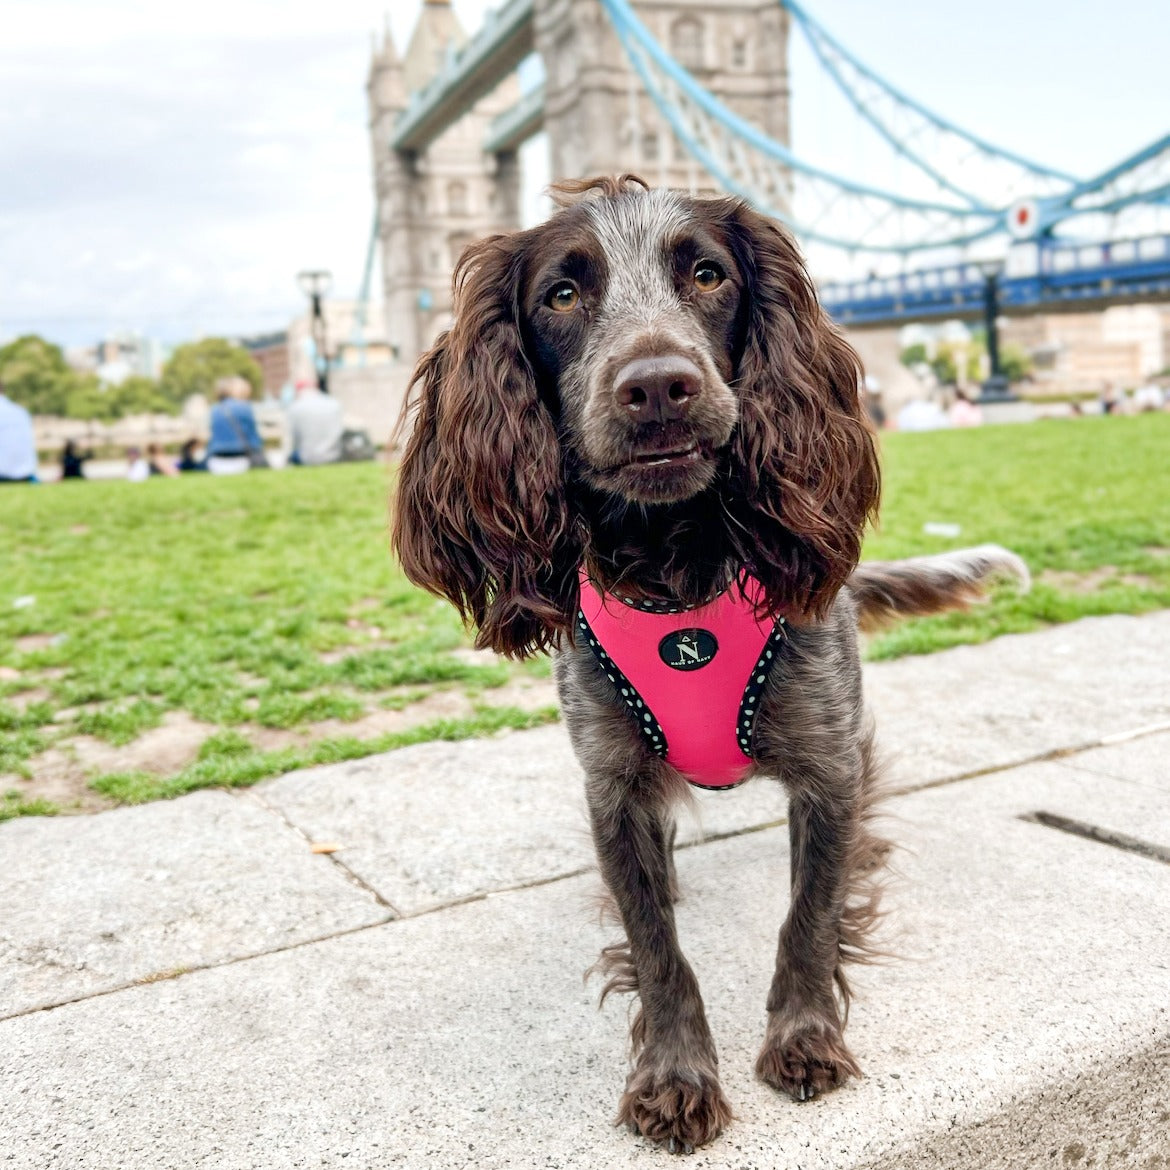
[
  {"left": 392, "top": 232, "right": 580, "bottom": 658},
  {"left": 719, "top": 200, "right": 880, "bottom": 619}
]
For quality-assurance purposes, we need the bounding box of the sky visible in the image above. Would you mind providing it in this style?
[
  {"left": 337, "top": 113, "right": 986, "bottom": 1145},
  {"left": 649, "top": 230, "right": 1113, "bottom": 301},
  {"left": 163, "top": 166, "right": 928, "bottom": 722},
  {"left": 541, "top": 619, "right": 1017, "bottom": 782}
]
[{"left": 0, "top": 0, "right": 1166, "bottom": 349}]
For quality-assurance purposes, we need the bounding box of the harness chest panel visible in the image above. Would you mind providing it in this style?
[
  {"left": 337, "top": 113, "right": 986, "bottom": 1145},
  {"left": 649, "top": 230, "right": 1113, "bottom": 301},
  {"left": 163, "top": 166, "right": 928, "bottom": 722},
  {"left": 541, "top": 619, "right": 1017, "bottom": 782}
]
[{"left": 577, "top": 569, "right": 786, "bottom": 789}]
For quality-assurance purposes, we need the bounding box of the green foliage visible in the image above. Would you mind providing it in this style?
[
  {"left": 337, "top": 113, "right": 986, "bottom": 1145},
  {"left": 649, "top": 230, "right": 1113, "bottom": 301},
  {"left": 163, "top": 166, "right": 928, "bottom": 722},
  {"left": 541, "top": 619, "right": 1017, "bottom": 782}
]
[
  {"left": 899, "top": 343, "right": 928, "bottom": 367},
  {"left": 0, "top": 334, "right": 79, "bottom": 415},
  {"left": 73, "top": 699, "right": 166, "bottom": 746},
  {"left": 998, "top": 342, "right": 1033, "bottom": 383},
  {"left": 931, "top": 342, "right": 960, "bottom": 386},
  {"left": 0, "top": 333, "right": 178, "bottom": 420},
  {"left": 1, "top": 790, "right": 58, "bottom": 822},
  {"left": 160, "top": 338, "right": 263, "bottom": 407}
]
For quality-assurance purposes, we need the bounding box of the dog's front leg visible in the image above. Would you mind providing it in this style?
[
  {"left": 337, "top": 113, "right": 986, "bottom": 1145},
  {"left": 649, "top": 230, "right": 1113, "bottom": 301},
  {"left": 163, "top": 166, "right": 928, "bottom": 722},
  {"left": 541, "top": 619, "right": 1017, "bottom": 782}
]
[{"left": 587, "top": 770, "right": 732, "bottom": 1153}]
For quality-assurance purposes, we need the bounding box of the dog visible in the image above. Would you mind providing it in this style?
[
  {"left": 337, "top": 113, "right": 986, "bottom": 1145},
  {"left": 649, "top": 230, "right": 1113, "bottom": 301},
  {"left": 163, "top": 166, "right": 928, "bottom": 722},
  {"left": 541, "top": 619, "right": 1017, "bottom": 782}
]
[{"left": 392, "top": 175, "right": 1026, "bottom": 1153}]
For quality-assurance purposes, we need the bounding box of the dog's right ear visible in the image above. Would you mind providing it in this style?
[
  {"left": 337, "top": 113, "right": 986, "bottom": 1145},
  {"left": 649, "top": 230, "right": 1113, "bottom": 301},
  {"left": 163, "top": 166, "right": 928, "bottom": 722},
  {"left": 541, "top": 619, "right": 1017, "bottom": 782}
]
[{"left": 391, "top": 232, "right": 580, "bottom": 659}]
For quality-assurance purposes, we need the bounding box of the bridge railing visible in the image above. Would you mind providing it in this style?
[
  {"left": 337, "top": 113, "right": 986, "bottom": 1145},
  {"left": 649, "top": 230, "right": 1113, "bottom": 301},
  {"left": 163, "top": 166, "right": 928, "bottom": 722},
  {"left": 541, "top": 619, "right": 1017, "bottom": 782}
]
[{"left": 820, "top": 234, "right": 1170, "bottom": 325}]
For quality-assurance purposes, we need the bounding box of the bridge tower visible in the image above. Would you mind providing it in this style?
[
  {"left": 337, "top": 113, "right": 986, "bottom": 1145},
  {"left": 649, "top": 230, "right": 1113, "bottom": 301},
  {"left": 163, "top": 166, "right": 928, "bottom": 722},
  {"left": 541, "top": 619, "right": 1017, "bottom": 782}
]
[
  {"left": 535, "top": 0, "right": 790, "bottom": 194},
  {"left": 367, "top": 0, "right": 521, "bottom": 362}
]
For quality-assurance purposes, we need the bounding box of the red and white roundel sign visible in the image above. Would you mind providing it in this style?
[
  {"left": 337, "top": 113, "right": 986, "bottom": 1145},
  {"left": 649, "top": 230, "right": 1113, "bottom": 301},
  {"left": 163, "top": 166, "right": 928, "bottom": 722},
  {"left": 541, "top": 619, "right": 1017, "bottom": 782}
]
[{"left": 1008, "top": 198, "right": 1039, "bottom": 239}]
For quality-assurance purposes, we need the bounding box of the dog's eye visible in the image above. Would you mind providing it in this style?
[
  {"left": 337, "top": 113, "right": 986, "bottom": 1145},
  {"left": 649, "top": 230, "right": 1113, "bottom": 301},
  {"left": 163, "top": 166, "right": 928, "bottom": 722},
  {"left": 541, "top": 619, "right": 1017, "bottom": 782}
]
[
  {"left": 693, "top": 262, "right": 724, "bottom": 292},
  {"left": 547, "top": 282, "right": 580, "bottom": 313}
]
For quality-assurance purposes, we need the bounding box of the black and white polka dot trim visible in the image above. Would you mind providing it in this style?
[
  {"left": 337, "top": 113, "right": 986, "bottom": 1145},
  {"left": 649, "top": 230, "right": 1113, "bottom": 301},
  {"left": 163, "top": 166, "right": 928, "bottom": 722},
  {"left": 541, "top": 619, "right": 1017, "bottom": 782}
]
[
  {"left": 735, "top": 619, "right": 787, "bottom": 757},
  {"left": 577, "top": 610, "right": 668, "bottom": 757},
  {"left": 615, "top": 589, "right": 726, "bottom": 615}
]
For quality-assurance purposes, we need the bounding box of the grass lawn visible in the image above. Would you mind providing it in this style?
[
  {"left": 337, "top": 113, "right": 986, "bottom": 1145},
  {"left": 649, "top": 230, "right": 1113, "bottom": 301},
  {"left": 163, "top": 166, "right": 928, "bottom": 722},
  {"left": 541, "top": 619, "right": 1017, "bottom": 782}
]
[{"left": 2, "top": 412, "right": 1168, "bottom": 819}]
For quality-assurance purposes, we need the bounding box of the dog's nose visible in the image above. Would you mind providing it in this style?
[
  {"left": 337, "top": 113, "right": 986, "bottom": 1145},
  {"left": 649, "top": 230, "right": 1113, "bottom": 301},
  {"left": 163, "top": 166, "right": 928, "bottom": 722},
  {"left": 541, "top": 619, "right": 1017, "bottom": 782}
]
[{"left": 613, "top": 356, "right": 702, "bottom": 423}]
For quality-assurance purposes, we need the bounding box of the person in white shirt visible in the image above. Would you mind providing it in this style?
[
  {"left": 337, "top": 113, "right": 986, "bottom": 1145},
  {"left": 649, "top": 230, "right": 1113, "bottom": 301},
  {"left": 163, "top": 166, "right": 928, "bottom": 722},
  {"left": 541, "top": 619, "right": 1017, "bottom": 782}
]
[
  {"left": 286, "top": 379, "right": 343, "bottom": 466},
  {"left": 0, "top": 382, "right": 38, "bottom": 484}
]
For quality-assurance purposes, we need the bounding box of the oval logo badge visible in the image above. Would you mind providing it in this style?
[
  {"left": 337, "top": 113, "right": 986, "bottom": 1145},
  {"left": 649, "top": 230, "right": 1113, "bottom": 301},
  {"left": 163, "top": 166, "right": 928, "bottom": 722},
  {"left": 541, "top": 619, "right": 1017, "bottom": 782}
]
[{"left": 659, "top": 628, "right": 718, "bottom": 672}]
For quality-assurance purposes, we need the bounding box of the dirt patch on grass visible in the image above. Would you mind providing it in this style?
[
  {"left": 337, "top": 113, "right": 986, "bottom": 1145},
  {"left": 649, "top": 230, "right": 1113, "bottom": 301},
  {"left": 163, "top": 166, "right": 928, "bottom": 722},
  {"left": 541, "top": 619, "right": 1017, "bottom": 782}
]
[
  {"left": 243, "top": 676, "right": 558, "bottom": 751},
  {"left": 14, "top": 634, "right": 60, "bottom": 654},
  {"left": 9, "top": 677, "right": 560, "bottom": 818},
  {"left": 71, "top": 711, "right": 217, "bottom": 776},
  {"left": 9, "top": 711, "right": 218, "bottom": 817},
  {"left": 8, "top": 688, "right": 51, "bottom": 710},
  {"left": 1040, "top": 567, "right": 1158, "bottom": 593}
]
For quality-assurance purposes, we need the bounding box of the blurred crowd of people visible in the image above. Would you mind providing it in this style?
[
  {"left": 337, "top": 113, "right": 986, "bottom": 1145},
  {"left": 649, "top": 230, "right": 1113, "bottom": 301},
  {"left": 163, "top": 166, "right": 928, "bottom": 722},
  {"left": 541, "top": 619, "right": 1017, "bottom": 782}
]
[{"left": 1, "top": 375, "right": 374, "bottom": 485}]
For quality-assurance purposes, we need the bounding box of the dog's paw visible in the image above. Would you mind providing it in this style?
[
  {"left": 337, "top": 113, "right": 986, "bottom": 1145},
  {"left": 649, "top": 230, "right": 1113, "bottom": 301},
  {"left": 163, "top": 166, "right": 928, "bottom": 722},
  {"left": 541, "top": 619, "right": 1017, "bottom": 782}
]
[
  {"left": 755, "top": 1019, "right": 860, "bottom": 1102},
  {"left": 617, "top": 1054, "right": 732, "bottom": 1153}
]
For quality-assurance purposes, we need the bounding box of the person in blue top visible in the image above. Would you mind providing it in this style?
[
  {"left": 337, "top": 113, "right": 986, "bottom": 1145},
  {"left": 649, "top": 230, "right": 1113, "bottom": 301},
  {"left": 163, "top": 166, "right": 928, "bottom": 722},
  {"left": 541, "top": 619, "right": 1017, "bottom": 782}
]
[
  {"left": 0, "top": 380, "right": 38, "bottom": 484},
  {"left": 206, "top": 376, "right": 266, "bottom": 473}
]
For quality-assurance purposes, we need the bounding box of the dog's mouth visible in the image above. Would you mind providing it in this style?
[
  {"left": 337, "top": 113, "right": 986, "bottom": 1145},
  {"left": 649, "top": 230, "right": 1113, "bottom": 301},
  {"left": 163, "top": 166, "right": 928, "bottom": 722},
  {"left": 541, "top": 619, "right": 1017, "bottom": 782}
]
[{"left": 629, "top": 442, "right": 701, "bottom": 468}]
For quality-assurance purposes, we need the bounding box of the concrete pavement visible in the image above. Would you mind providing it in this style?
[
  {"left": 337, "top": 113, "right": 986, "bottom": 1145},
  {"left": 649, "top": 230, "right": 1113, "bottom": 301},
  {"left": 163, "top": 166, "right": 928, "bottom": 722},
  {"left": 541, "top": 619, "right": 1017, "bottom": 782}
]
[{"left": 2, "top": 612, "right": 1168, "bottom": 1168}]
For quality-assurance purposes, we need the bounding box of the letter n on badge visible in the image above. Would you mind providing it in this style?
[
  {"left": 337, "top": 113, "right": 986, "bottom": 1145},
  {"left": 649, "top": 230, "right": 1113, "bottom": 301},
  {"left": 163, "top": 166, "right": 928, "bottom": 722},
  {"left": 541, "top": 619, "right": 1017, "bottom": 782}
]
[{"left": 659, "top": 629, "right": 718, "bottom": 671}]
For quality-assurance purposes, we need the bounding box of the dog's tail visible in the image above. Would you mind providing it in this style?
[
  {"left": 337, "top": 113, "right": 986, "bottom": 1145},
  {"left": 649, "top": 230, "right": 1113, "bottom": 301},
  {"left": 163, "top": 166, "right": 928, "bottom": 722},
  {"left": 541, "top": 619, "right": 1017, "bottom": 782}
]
[{"left": 848, "top": 544, "right": 1030, "bottom": 632}]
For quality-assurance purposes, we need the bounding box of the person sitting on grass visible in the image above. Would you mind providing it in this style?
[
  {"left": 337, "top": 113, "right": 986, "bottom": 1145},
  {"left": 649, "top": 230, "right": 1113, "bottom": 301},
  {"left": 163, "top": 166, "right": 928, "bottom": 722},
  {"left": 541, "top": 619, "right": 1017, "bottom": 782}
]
[
  {"left": 285, "top": 378, "right": 344, "bottom": 466},
  {"left": 207, "top": 375, "right": 266, "bottom": 474},
  {"left": 126, "top": 446, "right": 150, "bottom": 482},
  {"left": 177, "top": 438, "right": 208, "bottom": 472},
  {"left": 0, "top": 379, "right": 38, "bottom": 484},
  {"left": 61, "top": 439, "right": 93, "bottom": 480},
  {"left": 146, "top": 442, "right": 179, "bottom": 478}
]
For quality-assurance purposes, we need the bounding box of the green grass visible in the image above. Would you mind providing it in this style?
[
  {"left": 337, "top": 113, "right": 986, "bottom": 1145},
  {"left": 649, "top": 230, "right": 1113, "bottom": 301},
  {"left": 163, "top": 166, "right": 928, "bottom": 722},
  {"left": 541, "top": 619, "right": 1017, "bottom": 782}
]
[
  {"left": 865, "top": 414, "right": 1170, "bottom": 656},
  {"left": 89, "top": 705, "right": 558, "bottom": 805},
  {"left": 1, "top": 414, "right": 1168, "bottom": 817}
]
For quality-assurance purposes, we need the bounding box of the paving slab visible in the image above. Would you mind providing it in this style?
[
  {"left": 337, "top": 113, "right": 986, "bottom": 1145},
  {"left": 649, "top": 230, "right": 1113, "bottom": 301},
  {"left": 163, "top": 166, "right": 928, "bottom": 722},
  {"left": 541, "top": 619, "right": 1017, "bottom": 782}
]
[
  {"left": 965, "top": 758, "right": 1170, "bottom": 852},
  {"left": 1058, "top": 728, "right": 1170, "bottom": 793},
  {"left": 258, "top": 611, "right": 1170, "bottom": 915},
  {"left": 0, "top": 790, "right": 390, "bottom": 1018},
  {"left": 257, "top": 729, "right": 790, "bottom": 915},
  {"left": 865, "top": 610, "right": 1170, "bottom": 789},
  {"left": 1, "top": 755, "right": 1166, "bottom": 1169}
]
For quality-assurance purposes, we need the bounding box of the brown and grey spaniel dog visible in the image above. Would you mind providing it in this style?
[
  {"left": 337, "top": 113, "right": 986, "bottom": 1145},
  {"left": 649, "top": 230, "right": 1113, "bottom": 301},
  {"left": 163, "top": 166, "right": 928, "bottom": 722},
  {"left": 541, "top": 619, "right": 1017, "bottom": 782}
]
[{"left": 392, "top": 175, "right": 1025, "bottom": 1153}]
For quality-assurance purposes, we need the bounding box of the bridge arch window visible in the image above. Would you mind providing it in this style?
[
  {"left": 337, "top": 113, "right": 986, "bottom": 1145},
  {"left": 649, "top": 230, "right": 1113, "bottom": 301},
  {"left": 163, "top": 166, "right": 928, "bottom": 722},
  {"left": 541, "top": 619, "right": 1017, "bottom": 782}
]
[
  {"left": 732, "top": 38, "right": 748, "bottom": 68},
  {"left": 642, "top": 133, "right": 659, "bottom": 163},
  {"left": 671, "top": 17, "right": 705, "bottom": 71},
  {"left": 447, "top": 180, "right": 469, "bottom": 217}
]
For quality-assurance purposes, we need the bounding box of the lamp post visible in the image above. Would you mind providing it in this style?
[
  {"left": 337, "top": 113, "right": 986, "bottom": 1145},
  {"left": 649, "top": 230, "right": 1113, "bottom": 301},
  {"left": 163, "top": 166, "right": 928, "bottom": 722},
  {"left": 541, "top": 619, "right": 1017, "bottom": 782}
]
[
  {"left": 974, "top": 259, "right": 1014, "bottom": 403},
  {"left": 296, "top": 269, "right": 333, "bottom": 393}
]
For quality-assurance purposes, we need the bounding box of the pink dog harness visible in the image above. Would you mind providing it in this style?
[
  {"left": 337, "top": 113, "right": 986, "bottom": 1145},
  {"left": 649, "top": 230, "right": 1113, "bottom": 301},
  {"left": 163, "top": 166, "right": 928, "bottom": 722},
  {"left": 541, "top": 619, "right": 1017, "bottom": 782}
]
[{"left": 577, "top": 568, "right": 787, "bottom": 790}]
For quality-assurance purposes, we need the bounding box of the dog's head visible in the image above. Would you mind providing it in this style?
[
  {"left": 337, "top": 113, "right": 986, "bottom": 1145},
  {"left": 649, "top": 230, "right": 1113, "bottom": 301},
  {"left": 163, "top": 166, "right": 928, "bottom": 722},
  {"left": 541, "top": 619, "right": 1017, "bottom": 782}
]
[{"left": 393, "top": 176, "right": 879, "bottom": 657}]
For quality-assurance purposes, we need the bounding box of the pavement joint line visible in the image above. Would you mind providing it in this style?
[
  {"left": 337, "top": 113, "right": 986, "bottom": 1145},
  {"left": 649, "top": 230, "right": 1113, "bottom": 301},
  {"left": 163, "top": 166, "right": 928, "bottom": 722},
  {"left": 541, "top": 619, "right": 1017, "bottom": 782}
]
[
  {"left": 6, "top": 717, "right": 1166, "bottom": 1026},
  {"left": 241, "top": 787, "right": 403, "bottom": 917},
  {"left": 1021, "top": 811, "right": 1170, "bottom": 866},
  {"left": 1097, "top": 719, "right": 1170, "bottom": 746},
  {"left": 0, "top": 913, "right": 396, "bottom": 1025}
]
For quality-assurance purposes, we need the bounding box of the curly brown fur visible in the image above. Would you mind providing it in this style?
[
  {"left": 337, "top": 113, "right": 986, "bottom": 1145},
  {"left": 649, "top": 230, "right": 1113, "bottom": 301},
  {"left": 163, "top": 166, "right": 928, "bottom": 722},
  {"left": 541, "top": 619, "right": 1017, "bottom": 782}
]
[{"left": 392, "top": 176, "right": 1025, "bottom": 1151}]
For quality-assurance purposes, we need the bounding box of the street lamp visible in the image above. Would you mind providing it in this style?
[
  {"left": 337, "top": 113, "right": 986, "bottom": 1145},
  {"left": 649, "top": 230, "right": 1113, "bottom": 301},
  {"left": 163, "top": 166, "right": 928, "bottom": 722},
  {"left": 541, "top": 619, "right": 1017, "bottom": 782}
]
[
  {"left": 296, "top": 269, "right": 333, "bottom": 393},
  {"left": 974, "top": 258, "right": 1015, "bottom": 404}
]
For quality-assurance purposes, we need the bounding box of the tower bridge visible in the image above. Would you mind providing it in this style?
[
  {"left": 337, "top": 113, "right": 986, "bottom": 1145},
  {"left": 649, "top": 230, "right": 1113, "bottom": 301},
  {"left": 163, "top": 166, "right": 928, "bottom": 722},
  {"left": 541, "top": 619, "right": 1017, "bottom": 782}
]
[{"left": 363, "top": 0, "right": 1170, "bottom": 398}]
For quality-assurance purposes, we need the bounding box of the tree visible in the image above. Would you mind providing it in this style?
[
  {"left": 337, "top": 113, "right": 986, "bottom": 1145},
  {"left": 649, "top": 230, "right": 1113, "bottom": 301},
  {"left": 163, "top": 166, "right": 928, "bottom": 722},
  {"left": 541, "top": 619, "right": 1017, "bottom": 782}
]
[
  {"left": 159, "top": 338, "right": 263, "bottom": 408},
  {"left": 0, "top": 334, "right": 78, "bottom": 415},
  {"left": 964, "top": 335, "right": 1033, "bottom": 385},
  {"left": 930, "top": 342, "right": 960, "bottom": 386},
  {"left": 110, "top": 375, "right": 174, "bottom": 417},
  {"left": 999, "top": 342, "right": 1033, "bottom": 384},
  {"left": 899, "top": 342, "right": 929, "bottom": 368}
]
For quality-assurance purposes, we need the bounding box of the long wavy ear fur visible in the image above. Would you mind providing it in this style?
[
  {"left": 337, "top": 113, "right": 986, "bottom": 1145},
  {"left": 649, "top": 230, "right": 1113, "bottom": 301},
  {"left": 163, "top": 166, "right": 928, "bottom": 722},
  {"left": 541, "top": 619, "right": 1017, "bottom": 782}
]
[
  {"left": 391, "top": 233, "right": 580, "bottom": 658},
  {"left": 720, "top": 200, "right": 881, "bottom": 619}
]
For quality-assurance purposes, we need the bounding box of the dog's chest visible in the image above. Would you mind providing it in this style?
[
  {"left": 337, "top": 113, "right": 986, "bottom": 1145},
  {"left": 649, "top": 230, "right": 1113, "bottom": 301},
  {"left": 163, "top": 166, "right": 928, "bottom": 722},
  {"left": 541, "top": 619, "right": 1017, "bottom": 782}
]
[{"left": 577, "top": 569, "right": 787, "bottom": 789}]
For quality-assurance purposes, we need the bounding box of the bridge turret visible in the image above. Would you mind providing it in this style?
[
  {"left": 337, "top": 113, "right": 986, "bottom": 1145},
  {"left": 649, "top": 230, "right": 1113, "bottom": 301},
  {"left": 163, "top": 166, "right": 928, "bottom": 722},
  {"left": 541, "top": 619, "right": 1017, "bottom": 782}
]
[
  {"left": 369, "top": 1, "right": 522, "bottom": 366},
  {"left": 534, "top": 0, "right": 789, "bottom": 195}
]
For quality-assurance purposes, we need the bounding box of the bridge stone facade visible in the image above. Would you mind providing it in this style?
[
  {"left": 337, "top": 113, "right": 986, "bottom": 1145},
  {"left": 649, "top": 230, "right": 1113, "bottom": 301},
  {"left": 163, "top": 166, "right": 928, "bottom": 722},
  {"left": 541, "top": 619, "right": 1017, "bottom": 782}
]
[{"left": 369, "top": 0, "right": 790, "bottom": 366}]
